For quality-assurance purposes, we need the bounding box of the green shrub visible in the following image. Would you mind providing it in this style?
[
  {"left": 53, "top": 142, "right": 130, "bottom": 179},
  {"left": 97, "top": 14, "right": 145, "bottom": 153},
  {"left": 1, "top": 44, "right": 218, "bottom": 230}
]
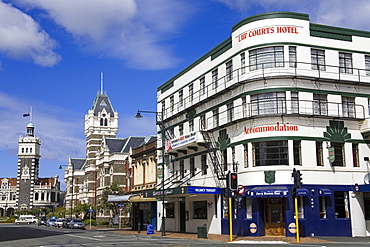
[
  {"left": 99, "top": 221, "right": 109, "bottom": 225},
  {"left": 84, "top": 219, "right": 96, "bottom": 226}
]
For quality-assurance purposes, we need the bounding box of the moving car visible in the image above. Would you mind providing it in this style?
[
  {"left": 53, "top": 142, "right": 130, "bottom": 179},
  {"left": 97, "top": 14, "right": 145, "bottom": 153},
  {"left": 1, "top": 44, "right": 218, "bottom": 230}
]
[
  {"left": 46, "top": 218, "right": 56, "bottom": 227},
  {"left": 62, "top": 218, "right": 72, "bottom": 228},
  {"left": 55, "top": 218, "right": 65, "bottom": 228},
  {"left": 69, "top": 219, "right": 85, "bottom": 229},
  {"left": 15, "top": 215, "right": 38, "bottom": 225},
  {"left": 38, "top": 216, "right": 47, "bottom": 226}
]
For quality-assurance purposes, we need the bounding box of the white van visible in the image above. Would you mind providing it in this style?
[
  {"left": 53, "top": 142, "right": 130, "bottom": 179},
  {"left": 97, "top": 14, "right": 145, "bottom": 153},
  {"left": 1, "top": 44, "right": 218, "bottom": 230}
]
[{"left": 14, "top": 215, "right": 38, "bottom": 224}]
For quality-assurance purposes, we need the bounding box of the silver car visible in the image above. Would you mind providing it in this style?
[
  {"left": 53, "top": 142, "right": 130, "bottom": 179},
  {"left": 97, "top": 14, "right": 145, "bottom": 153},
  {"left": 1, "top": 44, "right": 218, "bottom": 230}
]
[{"left": 69, "top": 219, "right": 85, "bottom": 229}]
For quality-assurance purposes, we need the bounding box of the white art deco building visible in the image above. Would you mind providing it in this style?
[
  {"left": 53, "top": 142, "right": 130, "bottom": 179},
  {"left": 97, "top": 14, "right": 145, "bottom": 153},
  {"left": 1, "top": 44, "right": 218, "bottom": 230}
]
[{"left": 148, "top": 12, "right": 370, "bottom": 237}]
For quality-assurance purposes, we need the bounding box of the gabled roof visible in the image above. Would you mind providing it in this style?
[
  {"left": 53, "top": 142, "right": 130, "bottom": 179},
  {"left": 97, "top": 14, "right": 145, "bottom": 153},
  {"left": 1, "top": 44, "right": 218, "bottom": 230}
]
[
  {"left": 105, "top": 136, "right": 147, "bottom": 154},
  {"left": 91, "top": 94, "right": 115, "bottom": 117},
  {"left": 71, "top": 158, "right": 86, "bottom": 170}
]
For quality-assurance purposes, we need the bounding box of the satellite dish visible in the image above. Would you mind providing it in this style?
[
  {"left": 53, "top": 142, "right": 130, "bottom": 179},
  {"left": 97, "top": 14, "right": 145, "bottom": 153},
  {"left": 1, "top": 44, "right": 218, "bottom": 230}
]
[{"left": 364, "top": 174, "right": 370, "bottom": 184}]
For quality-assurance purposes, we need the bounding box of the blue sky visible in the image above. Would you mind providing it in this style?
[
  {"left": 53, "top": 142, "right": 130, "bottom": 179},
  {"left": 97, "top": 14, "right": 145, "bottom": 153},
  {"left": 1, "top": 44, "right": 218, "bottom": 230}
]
[{"left": 1, "top": 0, "right": 370, "bottom": 186}]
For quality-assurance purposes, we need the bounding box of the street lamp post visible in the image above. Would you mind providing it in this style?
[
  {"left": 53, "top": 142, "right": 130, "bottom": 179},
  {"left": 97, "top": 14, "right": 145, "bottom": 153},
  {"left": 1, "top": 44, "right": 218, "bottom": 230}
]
[
  {"left": 135, "top": 110, "right": 166, "bottom": 236},
  {"left": 59, "top": 164, "right": 74, "bottom": 217}
]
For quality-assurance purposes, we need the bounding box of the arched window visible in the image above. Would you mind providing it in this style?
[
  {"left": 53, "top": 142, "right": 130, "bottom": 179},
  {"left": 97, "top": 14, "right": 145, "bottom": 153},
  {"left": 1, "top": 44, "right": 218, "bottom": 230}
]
[
  {"left": 35, "top": 192, "right": 39, "bottom": 201},
  {"left": 41, "top": 192, "right": 44, "bottom": 201},
  {"left": 100, "top": 118, "right": 104, "bottom": 126},
  {"left": 104, "top": 118, "right": 108, "bottom": 126},
  {"left": 30, "top": 148, "right": 33, "bottom": 153}
]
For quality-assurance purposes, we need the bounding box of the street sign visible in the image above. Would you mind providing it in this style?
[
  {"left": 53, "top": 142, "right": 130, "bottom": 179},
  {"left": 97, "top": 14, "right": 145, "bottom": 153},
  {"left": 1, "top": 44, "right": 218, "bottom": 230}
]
[
  {"left": 118, "top": 204, "right": 123, "bottom": 207},
  {"left": 88, "top": 209, "right": 94, "bottom": 212},
  {"left": 237, "top": 185, "right": 245, "bottom": 195}
]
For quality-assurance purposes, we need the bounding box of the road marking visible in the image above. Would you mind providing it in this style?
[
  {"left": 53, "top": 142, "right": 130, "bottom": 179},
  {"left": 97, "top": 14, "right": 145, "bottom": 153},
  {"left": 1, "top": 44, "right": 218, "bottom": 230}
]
[{"left": 68, "top": 234, "right": 101, "bottom": 241}]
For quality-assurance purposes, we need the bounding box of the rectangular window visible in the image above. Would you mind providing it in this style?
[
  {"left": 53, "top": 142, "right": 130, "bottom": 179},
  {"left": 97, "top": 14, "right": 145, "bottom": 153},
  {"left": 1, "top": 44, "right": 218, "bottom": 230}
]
[
  {"left": 364, "top": 192, "right": 370, "bottom": 220},
  {"left": 291, "top": 92, "right": 299, "bottom": 113},
  {"left": 227, "top": 102, "right": 233, "bottom": 122},
  {"left": 193, "top": 201, "right": 207, "bottom": 219},
  {"left": 242, "top": 97, "right": 248, "bottom": 117},
  {"left": 179, "top": 90, "right": 183, "bottom": 107},
  {"left": 212, "top": 69, "right": 218, "bottom": 88},
  {"left": 298, "top": 196, "right": 304, "bottom": 219},
  {"left": 339, "top": 52, "right": 353, "bottom": 74},
  {"left": 222, "top": 149, "right": 228, "bottom": 171},
  {"left": 334, "top": 191, "right": 349, "bottom": 218},
  {"left": 226, "top": 60, "right": 233, "bottom": 81},
  {"left": 311, "top": 49, "right": 326, "bottom": 71},
  {"left": 201, "top": 154, "right": 207, "bottom": 175},
  {"left": 243, "top": 143, "right": 248, "bottom": 168},
  {"left": 352, "top": 143, "right": 359, "bottom": 167},
  {"left": 180, "top": 160, "right": 184, "bottom": 178},
  {"left": 200, "top": 77, "right": 205, "bottom": 95},
  {"left": 213, "top": 109, "right": 219, "bottom": 128},
  {"left": 190, "top": 157, "right": 195, "bottom": 176},
  {"left": 200, "top": 114, "right": 206, "bottom": 130},
  {"left": 246, "top": 197, "right": 252, "bottom": 219},
  {"left": 332, "top": 142, "right": 345, "bottom": 167},
  {"left": 293, "top": 140, "right": 302, "bottom": 166},
  {"left": 240, "top": 52, "right": 246, "bottom": 74},
  {"left": 179, "top": 124, "right": 184, "bottom": 136},
  {"left": 319, "top": 196, "right": 327, "bottom": 218},
  {"left": 342, "top": 96, "right": 355, "bottom": 118},
  {"left": 189, "top": 119, "right": 194, "bottom": 132},
  {"left": 170, "top": 96, "right": 174, "bottom": 112},
  {"left": 253, "top": 141, "right": 288, "bottom": 166},
  {"left": 289, "top": 46, "right": 297, "bottom": 68},
  {"left": 366, "top": 55, "right": 370, "bottom": 76},
  {"left": 165, "top": 203, "right": 175, "bottom": 218},
  {"left": 188, "top": 83, "right": 194, "bottom": 102},
  {"left": 313, "top": 94, "right": 328, "bottom": 116},
  {"left": 251, "top": 92, "right": 286, "bottom": 116},
  {"left": 249, "top": 46, "right": 284, "bottom": 71},
  {"left": 316, "top": 141, "right": 323, "bottom": 166}
]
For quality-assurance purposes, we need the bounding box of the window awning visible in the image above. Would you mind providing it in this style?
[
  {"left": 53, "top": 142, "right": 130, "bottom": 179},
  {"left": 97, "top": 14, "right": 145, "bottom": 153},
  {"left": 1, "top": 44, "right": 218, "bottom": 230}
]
[
  {"left": 107, "top": 195, "right": 134, "bottom": 202},
  {"left": 247, "top": 186, "right": 289, "bottom": 198},
  {"left": 296, "top": 188, "right": 310, "bottom": 196},
  {"left": 319, "top": 188, "right": 332, "bottom": 196}
]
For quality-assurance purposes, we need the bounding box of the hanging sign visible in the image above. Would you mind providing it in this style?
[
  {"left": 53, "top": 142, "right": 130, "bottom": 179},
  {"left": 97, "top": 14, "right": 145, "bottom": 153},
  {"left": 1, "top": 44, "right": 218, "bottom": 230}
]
[{"left": 328, "top": 147, "right": 335, "bottom": 163}]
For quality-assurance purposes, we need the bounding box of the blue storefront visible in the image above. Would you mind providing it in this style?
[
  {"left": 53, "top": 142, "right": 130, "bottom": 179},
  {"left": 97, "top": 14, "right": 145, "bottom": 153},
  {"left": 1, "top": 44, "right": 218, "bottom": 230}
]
[{"left": 221, "top": 184, "right": 353, "bottom": 237}]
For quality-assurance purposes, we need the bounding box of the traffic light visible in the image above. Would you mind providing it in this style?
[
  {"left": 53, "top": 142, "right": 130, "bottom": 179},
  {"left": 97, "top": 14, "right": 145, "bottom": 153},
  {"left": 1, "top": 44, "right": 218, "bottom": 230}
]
[
  {"left": 292, "top": 168, "right": 302, "bottom": 189},
  {"left": 228, "top": 172, "right": 238, "bottom": 190}
]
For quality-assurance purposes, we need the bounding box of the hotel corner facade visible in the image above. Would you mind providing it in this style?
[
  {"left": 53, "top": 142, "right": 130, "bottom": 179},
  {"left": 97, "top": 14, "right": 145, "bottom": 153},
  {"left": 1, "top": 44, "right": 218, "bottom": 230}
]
[{"left": 152, "top": 12, "right": 370, "bottom": 237}]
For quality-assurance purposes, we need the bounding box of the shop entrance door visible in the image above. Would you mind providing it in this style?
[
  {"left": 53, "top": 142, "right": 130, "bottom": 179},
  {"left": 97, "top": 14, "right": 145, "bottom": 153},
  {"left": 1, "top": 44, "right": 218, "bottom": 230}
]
[{"left": 264, "top": 198, "right": 285, "bottom": 236}]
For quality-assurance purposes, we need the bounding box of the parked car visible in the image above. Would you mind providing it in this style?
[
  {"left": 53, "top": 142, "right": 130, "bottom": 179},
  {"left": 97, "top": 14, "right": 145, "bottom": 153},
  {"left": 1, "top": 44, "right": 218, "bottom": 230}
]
[
  {"left": 62, "top": 218, "right": 72, "bottom": 228},
  {"left": 55, "top": 218, "right": 65, "bottom": 228},
  {"left": 69, "top": 219, "right": 85, "bottom": 229},
  {"left": 15, "top": 215, "right": 38, "bottom": 225},
  {"left": 46, "top": 218, "right": 56, "bottom": 227},
  {"left": 38, "top": 216, "right": 47, "bottom": 226}
]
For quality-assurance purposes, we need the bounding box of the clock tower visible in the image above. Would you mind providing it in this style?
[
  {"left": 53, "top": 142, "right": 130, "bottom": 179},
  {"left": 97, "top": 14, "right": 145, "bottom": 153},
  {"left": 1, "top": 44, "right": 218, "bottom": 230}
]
[{"left": 16, "top": 122, "right": 41, "bottom": 210}]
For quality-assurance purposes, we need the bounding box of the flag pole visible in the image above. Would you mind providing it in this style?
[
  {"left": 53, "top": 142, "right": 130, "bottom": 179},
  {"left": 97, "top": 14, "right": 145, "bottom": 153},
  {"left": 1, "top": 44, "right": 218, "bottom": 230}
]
[{"left": 30, "top": 107, "right": 33, "bottom": 122}]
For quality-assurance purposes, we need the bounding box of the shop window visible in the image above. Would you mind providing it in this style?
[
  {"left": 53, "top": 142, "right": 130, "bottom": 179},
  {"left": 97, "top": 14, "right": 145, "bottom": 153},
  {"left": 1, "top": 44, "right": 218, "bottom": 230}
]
[
  {"left": 249, "top": 46, "right": 284, "bottom": 71},
  {"left": 253, "top": 141, "right": 288, "bottom": 166},
  {"left": 313, "top": 94, "right": 328, "bottom": 116},
  {"left": 226, "top": 60, "right": 233, "bottom": 81},
  {"left": 294, "top": 197, "right": 304, "bottom": 219},
  {"left": 243, "top": 143, "right": 248, "bottom": 168},
  {"left": 212, "top": 69, "right": 218, "bottom": 88},
  {"left": 311, "top": 49, "right": 326, "bottom": 71},
  {"left": 193, "top": 201, "right": 207, "bottom": 219},
  {"left": 334, "top": 191, "right": 349, "bottom": 218},
  {"left": 331, "top": 142, "right": 345, "bottom": 167},
  {"left": 222, "top": 195, "right": 229, "bottom": 218},
  {"left": 316, "top": 141, "right": 324, "bottom": 166},
  {"left": 201, "top": 155, "right": 207, "bottom": 175},
  {"left": 339, "top": 52, "right": 353, "bottom": 74},
  {"left": 246, "top": 197, "right": 252, "bottom": 219},
  {"left": 319, "top": 196, "right": 327, "bottom": 218},
  {"left": 165, "top": 203, "right": 175, "bottom": 218},
  {"left": 293, "top": 140, "right": 302, "bottom": 166},
  {"left": 342, "top": 96, "right": 355, "bottom": 118},
  {"left": 352, "top": 143, "right": 359, "bottom": 167},
  {"left": 289, "top": 46, "right": 297, "bottom": 68},
  {"left": 251, "top": 92, "right": 286, "bottom": 116},
  {"left": 364, "top": 192, "right": 370, "bottom": 220},
  {"left": 240, "top": 52, "right": 246, "bottom": 74}
]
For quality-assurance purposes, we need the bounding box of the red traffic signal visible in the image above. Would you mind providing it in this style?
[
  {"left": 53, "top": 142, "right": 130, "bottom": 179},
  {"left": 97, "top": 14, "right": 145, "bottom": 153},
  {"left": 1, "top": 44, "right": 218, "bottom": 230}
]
[{"left": 229, "top": 172, "right": 238, "bottom": 190}]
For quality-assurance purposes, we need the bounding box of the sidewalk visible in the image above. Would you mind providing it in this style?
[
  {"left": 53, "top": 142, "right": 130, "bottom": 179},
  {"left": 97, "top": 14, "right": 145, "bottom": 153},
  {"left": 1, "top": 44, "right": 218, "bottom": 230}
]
[{"left": 86, "top": 226, "right": 331, "bottom": 244}]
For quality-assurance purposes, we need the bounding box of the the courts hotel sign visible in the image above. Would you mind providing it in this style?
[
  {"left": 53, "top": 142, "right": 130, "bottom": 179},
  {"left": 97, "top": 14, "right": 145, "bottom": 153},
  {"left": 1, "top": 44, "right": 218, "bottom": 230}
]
[{"left": 237, "top": 25, "right": 301, "bottom": 42}]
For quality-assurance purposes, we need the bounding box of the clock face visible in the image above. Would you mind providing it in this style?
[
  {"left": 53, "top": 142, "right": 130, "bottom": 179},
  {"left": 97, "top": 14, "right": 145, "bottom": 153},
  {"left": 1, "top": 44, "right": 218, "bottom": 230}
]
[{"left": 23, "top": 170, "right": 29, "bottom": 175}]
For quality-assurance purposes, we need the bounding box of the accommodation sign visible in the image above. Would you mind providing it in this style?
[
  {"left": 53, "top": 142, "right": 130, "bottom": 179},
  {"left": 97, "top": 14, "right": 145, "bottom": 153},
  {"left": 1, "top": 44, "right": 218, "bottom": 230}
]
[
  {"left": 237, "top": 25, "right": 300, "bottom": 42},
  {"left": 244, "top": 122, "right": 298, "bottom": 135}
]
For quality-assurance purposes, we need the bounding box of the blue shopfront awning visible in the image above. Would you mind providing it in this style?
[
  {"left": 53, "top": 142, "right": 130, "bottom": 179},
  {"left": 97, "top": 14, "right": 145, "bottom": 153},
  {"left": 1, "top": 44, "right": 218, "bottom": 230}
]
[
  {"left": 296, "top": 188, "right": 310, "bottom": 196},
  {"left": 318, "top": 188, "right": 332, "bottom": 196},
  {"left": 247, "top": 186, "right": 289, "bottom": 198}
]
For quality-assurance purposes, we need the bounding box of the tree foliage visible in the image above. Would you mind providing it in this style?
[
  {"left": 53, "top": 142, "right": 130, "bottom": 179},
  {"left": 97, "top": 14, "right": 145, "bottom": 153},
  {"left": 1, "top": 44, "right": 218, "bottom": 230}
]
[{"left": 73, "top": 203, "right": 95, "bottom": 220}]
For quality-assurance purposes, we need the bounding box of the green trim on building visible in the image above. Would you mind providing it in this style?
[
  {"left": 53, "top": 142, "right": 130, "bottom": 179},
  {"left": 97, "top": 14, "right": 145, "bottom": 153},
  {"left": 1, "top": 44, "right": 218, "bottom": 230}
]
[
  {"left": 232, "top": 12, "right": 309, "bottom": 33},
  {"left": 310, "top": 23, "right": 370, "bottom": 39}
]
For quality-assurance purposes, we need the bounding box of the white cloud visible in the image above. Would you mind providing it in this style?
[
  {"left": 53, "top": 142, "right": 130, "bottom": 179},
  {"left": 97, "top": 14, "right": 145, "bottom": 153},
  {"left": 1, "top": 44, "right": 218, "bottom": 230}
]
[
  {"left": 0, "top": 2, "right": 61, "bottom": 67},
  {"left": 0, "top": 91, "right": 85, "bottom": 165},
  {"left": 12, "top": 0, "right": 192, "bottom": 70}
]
